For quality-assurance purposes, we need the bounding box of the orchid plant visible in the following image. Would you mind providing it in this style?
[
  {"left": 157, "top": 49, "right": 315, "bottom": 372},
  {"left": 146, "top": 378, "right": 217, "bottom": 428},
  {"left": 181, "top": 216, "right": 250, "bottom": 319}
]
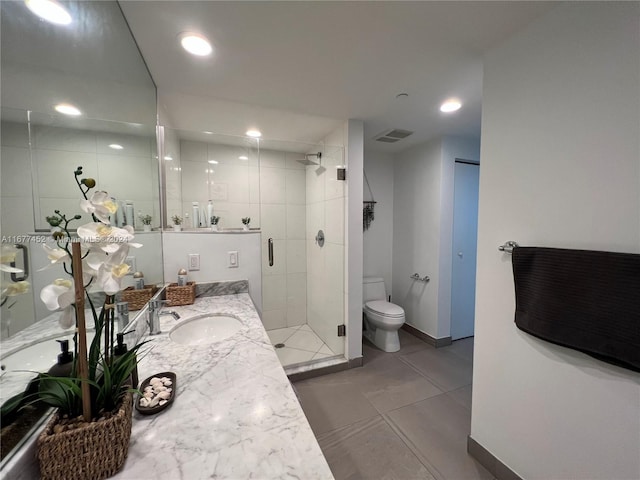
[
  {"left": 0, "top": 245, "right": 30, "bottom": 311},
  {"left": 12, "top": 167, "right": 146, "bottom": 419}
]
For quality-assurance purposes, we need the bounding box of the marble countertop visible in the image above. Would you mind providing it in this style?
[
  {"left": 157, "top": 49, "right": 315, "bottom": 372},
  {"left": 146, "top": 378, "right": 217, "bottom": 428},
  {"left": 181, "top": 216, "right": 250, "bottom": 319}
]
[
  {"left": 0, "top": 309, "right": 94, "bottom": 403},
  {"left": 113, "top": 294, "right": 334, "bottom": 480}
]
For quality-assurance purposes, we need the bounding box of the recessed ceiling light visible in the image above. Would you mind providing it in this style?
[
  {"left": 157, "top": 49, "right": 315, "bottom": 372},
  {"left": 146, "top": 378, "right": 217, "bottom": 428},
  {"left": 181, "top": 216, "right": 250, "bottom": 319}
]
[
  {"left": 246, "top": 129, "right": 262, "bottom": 138},
  {"left": 164, "top": 156, "right": 173, "bottom": 161},
  {"left": 109, "top": 144, "right": 123, "bottom": 150},
  {"left": 54, "top": 103, "right": 81, "bottom": 116},
  {"left": 203, "top": 131, "right": 213, "bottom": 135},
  {"left": 25, "top": 0, "right": 71, "bottom": 25},
  {"left": 208, "top": 160, "right": 218, "bottom": 164},
  {"left": 238, "top": 156, "right": 249, "bottom": 161},
  {"left": 440, "top": 99, "right": 462, "bottom": 113},
  {"left": 180, "top": 33, "right": 213, "bottom": 57}
]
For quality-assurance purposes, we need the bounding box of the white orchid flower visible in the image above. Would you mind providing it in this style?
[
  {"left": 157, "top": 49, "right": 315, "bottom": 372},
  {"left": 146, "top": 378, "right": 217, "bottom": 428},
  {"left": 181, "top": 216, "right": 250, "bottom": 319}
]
[
  {"left": 0, "top": 245, "right": 22, "bottom": 273},
  {"left": 80, "top": 191, "right": 118, "bottom": 224},
  {"left": 86, "top": 245, "right": 131, "bottom": 295},
  {"left": 37, "top": 244, "right": 70, "bottom": 271},
  {"left": 40, "top": 278, "right": 76, "bottom": 329},
  {"left": 1, "top": 281, "right": 30, "bottom": 297},
  {"left": 77, "top": 222, "right": 141, "bottom": 253}
]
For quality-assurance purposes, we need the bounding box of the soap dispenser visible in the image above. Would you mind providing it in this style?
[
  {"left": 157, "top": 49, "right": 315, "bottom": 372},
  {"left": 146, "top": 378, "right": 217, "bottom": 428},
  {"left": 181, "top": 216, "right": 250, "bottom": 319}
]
[
  {"left": 47, "top": 339, "right": 74, "bottom": 377},
  {"left": 114, "top": 332, "right": 139, "bottom": 388}
]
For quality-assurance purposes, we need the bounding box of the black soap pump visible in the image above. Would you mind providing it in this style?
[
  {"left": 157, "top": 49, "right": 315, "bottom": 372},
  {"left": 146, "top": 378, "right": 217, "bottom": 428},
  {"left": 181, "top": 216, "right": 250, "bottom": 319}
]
[
  {"left": 47, "top": 339, "right": 74, "bottom": 377},
  {"left": 114, "top": 332, "right": 139, "bottom": 389}
]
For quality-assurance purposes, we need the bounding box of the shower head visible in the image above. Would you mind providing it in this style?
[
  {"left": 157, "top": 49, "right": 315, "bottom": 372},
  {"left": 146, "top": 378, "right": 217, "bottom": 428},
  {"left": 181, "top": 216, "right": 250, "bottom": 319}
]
[{"left": 296, "top": 152, "right": 322, "bottom": 166}]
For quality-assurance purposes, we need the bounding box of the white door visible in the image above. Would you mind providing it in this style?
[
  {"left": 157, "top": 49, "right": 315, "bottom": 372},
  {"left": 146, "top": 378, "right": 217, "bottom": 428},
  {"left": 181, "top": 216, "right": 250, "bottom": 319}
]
[{"left": 450, "top": 161, "right": 480, "bottom": 340}]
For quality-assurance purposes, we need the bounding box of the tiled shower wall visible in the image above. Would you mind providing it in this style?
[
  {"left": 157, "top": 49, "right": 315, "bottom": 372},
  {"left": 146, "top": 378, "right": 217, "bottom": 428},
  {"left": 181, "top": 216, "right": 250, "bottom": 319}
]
[
  {"left": 260, "top": 149, "right": 308, "bottom": 330},
  {"left": 29, "top": 125, "right": 159, "bottom": 230},
  {"left": 1, "top": 121, "right": 36, "bottom": 333},
  {"left": 177, "top": 140, "right": 259, "bottom": 230}
]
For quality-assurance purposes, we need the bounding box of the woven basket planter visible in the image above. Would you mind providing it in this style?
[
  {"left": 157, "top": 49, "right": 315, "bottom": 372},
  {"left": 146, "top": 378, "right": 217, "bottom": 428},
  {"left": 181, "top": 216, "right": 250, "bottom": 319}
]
[
  {"left": 37, "top": 392, "right": 133, "bottom": 480},
  {"left": 121, "top": 285, "right": 157, "bottom": 310},
  {"left": 166, "top": 282, "right": 196, "bottom": 306}
]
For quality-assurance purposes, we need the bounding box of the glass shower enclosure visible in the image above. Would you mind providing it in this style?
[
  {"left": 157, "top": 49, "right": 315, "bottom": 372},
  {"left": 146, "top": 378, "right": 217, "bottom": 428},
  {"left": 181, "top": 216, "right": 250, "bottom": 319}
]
[{"left": 160, "top": 129, "right": 346, "bottom": 370}]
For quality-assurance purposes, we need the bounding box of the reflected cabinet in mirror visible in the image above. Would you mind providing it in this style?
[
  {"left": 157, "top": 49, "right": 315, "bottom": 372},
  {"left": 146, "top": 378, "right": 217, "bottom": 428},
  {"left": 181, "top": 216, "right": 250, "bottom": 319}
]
[{"left": 0, "top": 0, "right": 160, "bottom": 463}]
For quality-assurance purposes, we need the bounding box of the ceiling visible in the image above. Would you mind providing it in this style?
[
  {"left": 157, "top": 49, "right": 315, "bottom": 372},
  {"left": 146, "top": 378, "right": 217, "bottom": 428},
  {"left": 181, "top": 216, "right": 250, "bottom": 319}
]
[{"left": 122, "top": 1, "right": 554, "bottom": 152}]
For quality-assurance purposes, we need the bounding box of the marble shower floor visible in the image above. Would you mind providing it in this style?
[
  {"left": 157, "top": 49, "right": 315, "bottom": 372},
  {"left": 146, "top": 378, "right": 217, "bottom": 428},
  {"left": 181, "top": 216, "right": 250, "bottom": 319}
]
[{"left": 267, "top": 324, "right": 336, "bottom": 367}]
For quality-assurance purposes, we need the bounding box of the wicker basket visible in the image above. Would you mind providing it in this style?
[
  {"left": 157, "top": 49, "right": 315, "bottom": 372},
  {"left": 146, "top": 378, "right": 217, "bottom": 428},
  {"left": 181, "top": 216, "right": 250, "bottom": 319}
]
[
  {"left": 121, "top": 285, "right": 157, "bottom": 310},
  {"left": 37, "top": 392, "right": 133, "bottom": 480},
  {"left": 166, "top": 282, "right": 196, "bottom": 306}
]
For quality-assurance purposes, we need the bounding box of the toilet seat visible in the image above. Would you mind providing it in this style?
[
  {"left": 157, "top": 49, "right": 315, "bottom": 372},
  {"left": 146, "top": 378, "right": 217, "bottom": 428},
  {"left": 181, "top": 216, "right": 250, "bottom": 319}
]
[{"left": 364, "top": 300, "right": 404, "bottom": 318}]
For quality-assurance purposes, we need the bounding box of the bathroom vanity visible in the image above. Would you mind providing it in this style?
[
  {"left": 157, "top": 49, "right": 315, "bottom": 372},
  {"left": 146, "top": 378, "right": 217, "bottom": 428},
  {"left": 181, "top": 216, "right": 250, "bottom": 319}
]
[
  {"left": 115, "top": 293, "right": 333, "bottom": 479},
  {"left": 1, "top": 291, "right": 333, "bottom": 479}
]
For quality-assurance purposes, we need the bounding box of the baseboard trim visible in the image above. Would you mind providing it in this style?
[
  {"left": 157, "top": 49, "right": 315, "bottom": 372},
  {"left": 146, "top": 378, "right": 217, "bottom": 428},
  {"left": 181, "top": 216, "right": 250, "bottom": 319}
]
[
  {"left": 402, "top": 323, "right": 452, "bottom": 348},
  {"left": 288, "top": 356, "right": 362, "bottom": 382},
  {"left": 467, "top": 436, "right": 523, "bottom": 480}
]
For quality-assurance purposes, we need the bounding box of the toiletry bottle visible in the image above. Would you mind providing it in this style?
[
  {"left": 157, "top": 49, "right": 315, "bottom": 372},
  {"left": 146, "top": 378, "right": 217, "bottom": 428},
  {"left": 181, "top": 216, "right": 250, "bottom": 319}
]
[
  {"left": 47, "top": 339, "right": 74, "bottom": 377},
  {"left": 116, "top": 302, "right": 130, "bottom": 332},
  {"left": 133, "top": 271, "right": 145, "bottom": 290},
  {"left": 109, "top": 197, "right": 120, "bottom": 227},
  {"left": 207, "top": 200, "right": 214, "bottom": 227},
  {"left": 114, "top": 332, "right": 139, "bottom": 388},
  {"left": 125, "top": 201, "right": 135, "bottom": 228},
  {"left": 192, "top": 202, "right": 200, "bottom": 228},
  {"left": 185, "top": 212, "right": 190, "bottom": 229},
  {"left": 177, "top": 268, "right": 188, "bottom": 286}
]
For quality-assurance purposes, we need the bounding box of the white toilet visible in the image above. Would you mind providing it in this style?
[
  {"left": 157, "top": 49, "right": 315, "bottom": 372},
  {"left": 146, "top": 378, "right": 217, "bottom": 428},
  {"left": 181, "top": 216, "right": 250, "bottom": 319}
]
[{"left": 362, "top": 277, "right": 406, "bottom": 352}]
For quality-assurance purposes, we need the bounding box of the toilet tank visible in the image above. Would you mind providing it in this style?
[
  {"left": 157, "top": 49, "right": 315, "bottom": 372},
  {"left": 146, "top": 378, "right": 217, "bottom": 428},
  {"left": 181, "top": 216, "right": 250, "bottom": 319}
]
[{"left": 363, "top": 277, "right": 387, "bottom": 303}]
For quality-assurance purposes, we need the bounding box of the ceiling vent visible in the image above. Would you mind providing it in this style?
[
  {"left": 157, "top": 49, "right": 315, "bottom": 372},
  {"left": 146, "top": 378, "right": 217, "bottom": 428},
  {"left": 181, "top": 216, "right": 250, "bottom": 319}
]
[{"left": 374, "top": 128, "right": 414, "bottom": 143}]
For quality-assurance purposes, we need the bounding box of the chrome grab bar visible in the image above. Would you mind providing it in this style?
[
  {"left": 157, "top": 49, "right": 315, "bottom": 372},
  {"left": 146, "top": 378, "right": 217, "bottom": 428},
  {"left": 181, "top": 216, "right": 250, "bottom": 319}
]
[
  {"left": 268, "top": 238, "right": 274, "bottom": 266},
  {"left": 410, "top": 273, "right": 430, "bottom": 282},
  {"left": 10, "top": 244, "right": 29, "bottom": 282}
]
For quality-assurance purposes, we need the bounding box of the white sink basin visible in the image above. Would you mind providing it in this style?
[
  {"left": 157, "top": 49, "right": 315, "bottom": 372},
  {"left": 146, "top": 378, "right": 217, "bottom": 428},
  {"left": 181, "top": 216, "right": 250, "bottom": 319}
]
[
  {"left": 1, "top": 331, "right": 96, "bottom": 374},
  {"left": 169, "top": 314, "right": 243, "bottom": 345}
]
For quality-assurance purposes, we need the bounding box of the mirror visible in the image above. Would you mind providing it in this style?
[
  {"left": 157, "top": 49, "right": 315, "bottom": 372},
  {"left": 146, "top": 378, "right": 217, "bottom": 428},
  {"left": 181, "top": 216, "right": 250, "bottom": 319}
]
[
  {"left": 162, "top": 129, "right": 260, "bottom": 230},
  {"left": 0, "top": 0, "right": 159, "bottom": 462}
]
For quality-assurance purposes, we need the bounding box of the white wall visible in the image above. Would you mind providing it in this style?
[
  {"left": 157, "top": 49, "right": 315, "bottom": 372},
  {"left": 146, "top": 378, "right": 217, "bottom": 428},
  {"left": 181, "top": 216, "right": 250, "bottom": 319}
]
[
  {"left": 391, "top": 135, "right": 479, "bottom": 340},
  {"left": 345, "top": 119, "right": 364, "bottom": 361},
  {"left": 162, "top": 232, "right": 262, "bottom": 313},
  {"left": 472, "top": 4, "right": 640, "bottom": 480},
  {"left": 392, "top": 138, "right": 444, "bottom": 337},
  {"left": 363, "top": 150, "right": 394, "bottom": 293}
]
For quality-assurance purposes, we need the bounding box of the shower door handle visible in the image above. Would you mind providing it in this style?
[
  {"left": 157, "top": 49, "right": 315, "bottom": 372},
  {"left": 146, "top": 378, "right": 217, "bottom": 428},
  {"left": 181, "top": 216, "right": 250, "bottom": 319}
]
[
  {"left": 10, "top": 244, "right": 29, "bottom": 282},
  {"left": 268, "top": 238, "right": 274, "bottom": 266}
]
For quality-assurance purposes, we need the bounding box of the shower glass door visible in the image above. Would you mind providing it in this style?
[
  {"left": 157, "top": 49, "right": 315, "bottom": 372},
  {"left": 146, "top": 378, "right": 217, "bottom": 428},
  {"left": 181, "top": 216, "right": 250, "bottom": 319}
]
[{"left": 258, "top": 139, "right": 346, "bottom": 368}]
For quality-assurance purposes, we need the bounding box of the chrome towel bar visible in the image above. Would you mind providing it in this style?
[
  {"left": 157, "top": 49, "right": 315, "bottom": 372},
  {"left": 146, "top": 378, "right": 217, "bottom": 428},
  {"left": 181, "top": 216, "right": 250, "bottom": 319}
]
[{"left": 498, "top": 241, "right": 519, "bottom": 254}]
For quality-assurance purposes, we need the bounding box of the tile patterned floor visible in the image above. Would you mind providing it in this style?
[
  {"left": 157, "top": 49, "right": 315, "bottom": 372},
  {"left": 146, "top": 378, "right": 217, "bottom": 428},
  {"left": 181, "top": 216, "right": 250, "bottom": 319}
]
[
  {"left": 267, "top": 324, "right": 336, "bottom": 367},
  {"left": 293, "top": 330, "right": 494, "bottom": 480}
]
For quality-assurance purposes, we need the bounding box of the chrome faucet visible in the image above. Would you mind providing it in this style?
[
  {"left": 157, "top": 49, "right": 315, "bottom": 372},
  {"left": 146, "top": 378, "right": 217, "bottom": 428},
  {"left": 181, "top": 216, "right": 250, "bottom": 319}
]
[{"left": 147, "top": 299, "right": 181, "bottom": 335}]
